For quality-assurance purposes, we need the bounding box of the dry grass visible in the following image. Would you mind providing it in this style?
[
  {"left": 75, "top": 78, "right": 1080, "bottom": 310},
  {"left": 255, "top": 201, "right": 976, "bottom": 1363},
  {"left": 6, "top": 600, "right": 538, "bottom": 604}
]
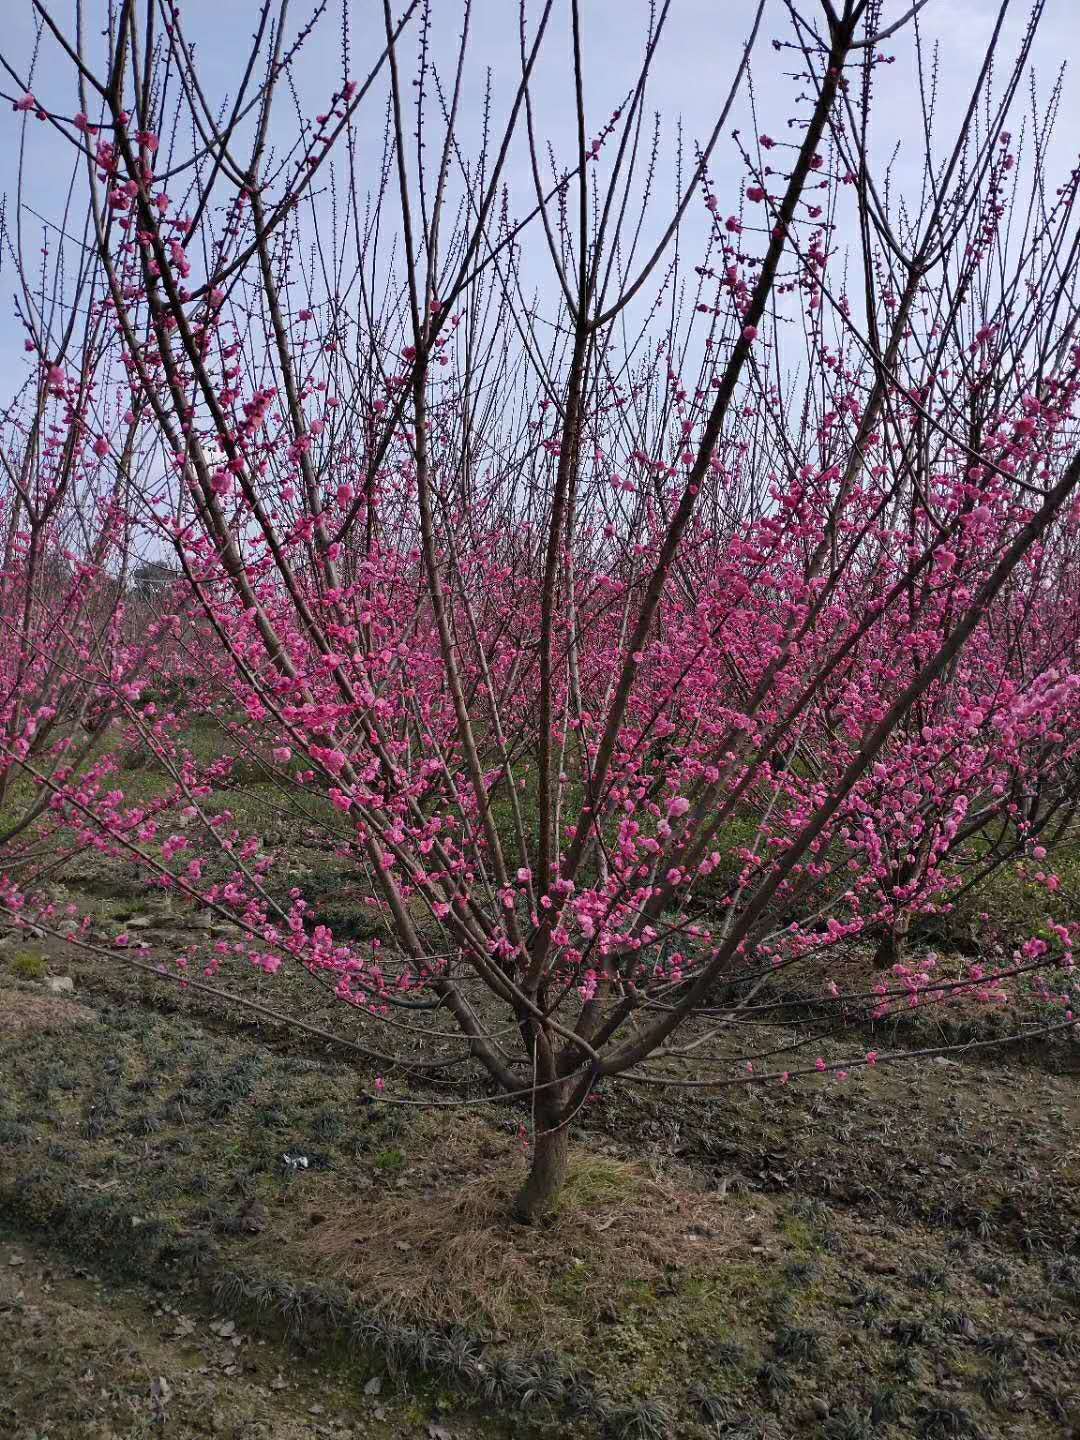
[
  {"left": 306, "top": 1117, "right": 736, "bottom": 1338},
  {"left": 0, "top": 985, "right": 98, "bottom": 1037}
]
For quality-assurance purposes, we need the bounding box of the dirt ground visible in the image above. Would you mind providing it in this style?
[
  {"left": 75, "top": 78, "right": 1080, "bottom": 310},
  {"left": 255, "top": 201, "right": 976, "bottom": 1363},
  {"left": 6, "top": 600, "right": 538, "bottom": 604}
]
[
  {"left": 2, "top": 970, "right": 1079, "bottom": 1439},
  {"left": 0, "top": 1232, "right": 506, "bottom": 1440},
  {"left": 1, "top": 760, "right": 1079, "bottom": 1438}
]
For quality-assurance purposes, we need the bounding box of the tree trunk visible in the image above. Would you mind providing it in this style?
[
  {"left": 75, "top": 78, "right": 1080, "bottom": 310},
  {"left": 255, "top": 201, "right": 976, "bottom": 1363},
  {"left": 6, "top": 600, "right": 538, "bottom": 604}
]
[
  {"left": 512, "top": 1092, "right": 569, "bottom": 1223},
  {"left": 874, "top": 913, "right": 909, "bottom": 970}
]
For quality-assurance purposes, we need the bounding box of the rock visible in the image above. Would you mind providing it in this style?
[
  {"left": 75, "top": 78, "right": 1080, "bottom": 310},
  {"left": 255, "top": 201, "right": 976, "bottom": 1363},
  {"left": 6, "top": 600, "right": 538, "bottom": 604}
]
[
  {"left": 45, "top": 976, "right": 75, "bottom": 994},
  {"left": 150, "top": 1375, "right": 171, "bottom": 1423},
  {"left": 363, "top": 1376, "right": 382, "bottom": 1397},
  {"left": 797, "top": 1398, "right": 830, "bottom": 1424},
  {"left": 238, "top": 1198, "right": 268, "bottom": 1234},
  {"left": 127, "top": 916, "right": 153, "bottom": 929}
]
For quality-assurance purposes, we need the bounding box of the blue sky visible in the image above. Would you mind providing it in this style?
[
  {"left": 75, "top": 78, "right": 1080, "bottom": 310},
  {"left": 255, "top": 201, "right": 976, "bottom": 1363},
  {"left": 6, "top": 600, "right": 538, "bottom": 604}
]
[{"left": 0, "top": 0, "right": 1074, "bottom": 404}]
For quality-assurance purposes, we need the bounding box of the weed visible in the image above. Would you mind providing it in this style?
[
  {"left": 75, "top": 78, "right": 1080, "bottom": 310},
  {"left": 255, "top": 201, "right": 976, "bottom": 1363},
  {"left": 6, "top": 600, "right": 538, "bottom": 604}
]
[
  {"left": 604, "top": 1398, "right": 672, "bottom": 1440},
  {"left": 850, "top": 1283, "right": 889, "bottom": 1313},
  {"left": 514, "top": 1367, "right": 565, "bottom": 1411},
  {"left": 773, "top": 1324, "right": 822, "bottom": 1363},
  {"left": 0, "top": 1119, "right": 32, "bottom": 1147},
  {"left": 781, "top": 1258, "right": 817, "bottom": 1285},
  {"left": 916, "top": 1399, "right": 976, "bottom": 1437},
  {"left": 889, "top": 1317, "right": 937, "bottom": 1346},
  {"left": 711, "top": 1338, "right": 746, "bottom": 1369},
  {"left": 756, "top": 1357, "right": 792, "bottom": 1399},
  {"left": 977, "top": 1361, "right": 1013, "bottom": 1407},
  {"left": 373, "top": 1146, "right": 406, "bottom": 1173},
  {"left": 688, "top": 1382, "right": 733, "bottom": 1424},
  {"left": 889, "top": 1349, "right": 922, "bottom": 1381},
  {"left": 8, "top": 948, "right": 46, "bottom": 980},
  {"left": 312, "top": 1106, "right": 345, "bottom": 1142},
  {"left": 1045, "top": 1256, "right": 1080, "bottom": 1297},
  {"left": 565, "top": 1376, "right": 606, "bottom": 1420},
  {"left": 973, "top": 1260, "right": 1010, "bottom": 1291},
  {"left": 869, "top": 1386, "right": 904, "bottom": 1424},
  {"left": 938, "top": 1309, "right": 976, "bottom": 1337},
  {"left": 975, "top": 1332, "right": 1020, "bottom": 1362},
  {"left": 430, "top": 1327, "right": 484, "bottom": 1384},
  {"left": 479, "top": 1355, "right": 537, "bottom": 1405},
  {"left": 823, "top": 1407, "right": 874, "bottom": 1440},
  {"left": 911, "top": 1263, "right": 948, "bottom": 1291}
]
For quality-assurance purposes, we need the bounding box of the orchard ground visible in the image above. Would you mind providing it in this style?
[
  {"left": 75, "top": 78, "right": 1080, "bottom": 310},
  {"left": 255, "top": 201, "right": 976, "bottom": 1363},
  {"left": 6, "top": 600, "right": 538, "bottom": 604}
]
[{"left": 1, "top": 728, "right": 1079, "bottom": 1439}]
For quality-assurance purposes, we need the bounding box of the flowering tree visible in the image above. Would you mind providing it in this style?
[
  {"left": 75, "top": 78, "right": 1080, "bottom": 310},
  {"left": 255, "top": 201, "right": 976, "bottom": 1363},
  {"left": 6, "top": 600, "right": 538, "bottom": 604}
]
[
  {"left": 1, "top": 0, "right": 1079, "bottom": 1219},
  {"left": 0, "top": 229, "right": 161, "bottom": 862}
]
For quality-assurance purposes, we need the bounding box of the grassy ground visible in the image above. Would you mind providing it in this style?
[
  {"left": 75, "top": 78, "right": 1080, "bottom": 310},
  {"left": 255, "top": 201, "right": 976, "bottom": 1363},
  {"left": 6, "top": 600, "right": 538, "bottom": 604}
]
[
  {"left": 1, "top": 724, "right": 1079, "bottom": 1437},
  {"left": 0, "top": 1230, "right": 507, "bottom": 1440},
  {"left": 2, "top": 962, "right": 1079, "bottom": 1438}
]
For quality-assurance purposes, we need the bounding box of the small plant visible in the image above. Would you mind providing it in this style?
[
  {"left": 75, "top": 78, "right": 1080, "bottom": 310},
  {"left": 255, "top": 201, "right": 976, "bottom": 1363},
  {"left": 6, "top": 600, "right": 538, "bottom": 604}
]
[
  {"left": 0, "top": 1119, "right": 32, "bottom": 1147},
  {"left": 565, "top": 1376, "right": 607, "bottom": 1420},
  {"left": 255, "top": 1104, "right": 289, "bottom": 1130},
  {"left": 688, "top": 1382, "right": 733, "bottom": 1424},
  {"left": 8, "top": 948, "right": 46, "bottom": 980},
  {"left": 850, "top": 1283, "right": 889, "bottom": 1313},
  {"left": 910, "top": 1263, "right": 948, "bottom": 1291},
  {"left": 973, "top": 1260, "right": 1010, "bottom": 1291},
  {"left": 773, "top": 1325, "right": 822, "bottom": 1363},
  {"left": 869, "top": 1386, "right": 903, "bottom": 1424},
  {"left": 916, "top": 1399, "right": 976, "bottom": 1438},
  {"left": 605, "top": 1399, "right": 672, "bottom": 1440},
  {"left": 515, "top": 1367, "right": 565, "bottom": 1412},
  {"left": 782, "top": 1259, "right": 817, "bottom": 1285},
  {"left": 430, "top": 1327, "right": 484, "bottom": 1384},
  {"left": 889, "top": 1350, "right": 922, "bottom": 1381},
  {"left": 823, "top": 1408, "right": 874, "bottom": 1440},
  {"left": 479, "top": 1355, "right": 537, "bottom": 1405},
  {"left": 756, "top": 1358, "right": 793, "bottom": 1400},
  {"left": 889, "top": 1317, "right": 937, "bottom": 1347},
  {"left": 1045, "top": 1256, "right": 1080, "bottom": 1297},
  {"left": 374, "top": 1146, "right": 406, "bottom": 1174},
  {"left": 213, "top": 1270, "right": 253, "bottom": 1310},
  {"left": 937, "top": 1309, "right": 976, "bottom": 1337},
  {"left": 711, "top": 1338, "right": 746, "bottom": 1369},
  {"left": 312, "top": 1106, "right": 345, "bottom": 1142},
  {"left": 975, "top": 1332, "right": 1020, "bottom": 1362},
  {"left": 977, "top": 1360, "right": 1013, "bottom": 1407}
]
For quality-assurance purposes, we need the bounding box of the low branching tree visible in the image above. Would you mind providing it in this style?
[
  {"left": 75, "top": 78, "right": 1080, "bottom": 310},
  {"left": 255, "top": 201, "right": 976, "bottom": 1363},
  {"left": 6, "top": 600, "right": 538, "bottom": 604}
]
[{"left": 1, "top": 0, "right": 1079, "bottom": 1218}]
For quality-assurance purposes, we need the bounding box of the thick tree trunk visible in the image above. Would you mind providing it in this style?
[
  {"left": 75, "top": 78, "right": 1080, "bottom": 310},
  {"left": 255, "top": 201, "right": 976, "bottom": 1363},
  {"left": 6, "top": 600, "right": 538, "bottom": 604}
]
[{"left": 512, "top": 1091, "right": 569, "bottom": 1223}]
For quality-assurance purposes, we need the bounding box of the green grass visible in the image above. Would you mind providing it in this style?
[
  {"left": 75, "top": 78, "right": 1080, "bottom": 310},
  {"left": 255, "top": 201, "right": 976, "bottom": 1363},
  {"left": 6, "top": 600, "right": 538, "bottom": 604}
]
[{"left": 6, "top": 948, "right": 47, "bottom": 980}]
